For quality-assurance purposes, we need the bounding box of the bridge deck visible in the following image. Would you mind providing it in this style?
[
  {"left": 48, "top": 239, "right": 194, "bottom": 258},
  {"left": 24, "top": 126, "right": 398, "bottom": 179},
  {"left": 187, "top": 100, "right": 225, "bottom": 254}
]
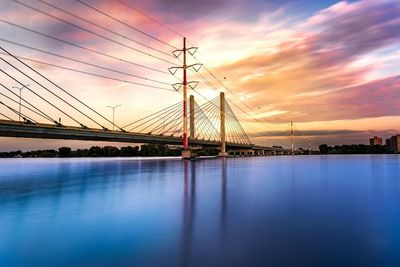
[{"left": 0, "top": 120, "right": 286, "bottom": 152}]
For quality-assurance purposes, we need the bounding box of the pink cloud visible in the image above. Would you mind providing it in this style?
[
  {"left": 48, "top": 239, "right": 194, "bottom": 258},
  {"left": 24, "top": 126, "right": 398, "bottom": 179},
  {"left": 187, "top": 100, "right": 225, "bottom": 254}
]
[{"left": 213, "top": 0, "right": 400, "bottom": 123}]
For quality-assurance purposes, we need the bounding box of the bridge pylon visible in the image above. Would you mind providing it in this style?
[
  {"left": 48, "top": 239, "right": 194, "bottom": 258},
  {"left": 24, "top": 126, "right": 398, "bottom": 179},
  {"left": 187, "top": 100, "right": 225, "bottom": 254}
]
[
  {"left": 190, "top": 95, "right": 195, "bottom": 139},
  {"left": 219, "top": 92, "right": 228, "bottom": 157},
  {"left": 182, "top": 94, "right": 197, "bottom": 159}
]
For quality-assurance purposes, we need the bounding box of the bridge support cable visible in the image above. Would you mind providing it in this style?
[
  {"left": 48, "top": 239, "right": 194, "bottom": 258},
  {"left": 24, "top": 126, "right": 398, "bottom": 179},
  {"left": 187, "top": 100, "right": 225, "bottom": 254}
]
[
  {"left": 228, "top": 117, "right": 248, "bottom": 144},
  {"left": 142, "top": 107, "right": 182, "bottom": 135},
  {"left": 0, "top": 87, "right": 56, "bottom": 124},
  {"left": 0, "top": 83, "right": 57, "bottom": 124},
  {"left": 192, "top": 98, "right": 220, "bottom": 141},
  {"left": 0, "top": 112, "right": 13, "bottom": 121},
  {"left": 6, "top": 1, "right": 177, "bottom": 66},
  {"left": 0, "top": 100, "right": 37, "bottom": 124},
  {"left": 157, "top": 99, "right": 220, "bottom": 139},
  {"left": 34, "top": 0, "right": 174, "bottom": 58},
  {"left": 76, "top": 0, "right": 178, "bottom": 50},
  {"left": 81, "top": 0, "right": 282, "bottom": 145},
  {"left": 160, "top": 101, "right": 203, "bottom": 138},
  {"left": 150, "top": 99, "right": 218, "bottom": 137},
  {"left": 0, "top": 40, "right": 172, "bottom": 86},
  {"left": 123, "top": 101, "right": 182, "bottom": 132},
  {"left": 166, "top": 117, "right": 185, "bottom": 138},
  {"left": 226, "top": 119, "right": 238, "bottom": 144},
  {"left": 188, "top": 97, "right": 218, "bottom": 140},
  {"left": 159, "top": 106, "right": 188, "bottom": 137},
  {"left": 176, "top": 59, "right": 289, "bottom": 141},
  {"left": 187, "top": 100, "right": 219, "bottom": 141},
  {"left": 0, "top": 66, "right": 85, "bottom": 127},
  {"left": 122, "top": 95, "right": 221, "bottom": 141},
  {"left": 201, "top": 98, "right": 221, "bottom": 138},
  {"left": 228, "top": 116, "right": 251, "bottom": 144},
  {"left": 192, "top": 102, "right": 215, "bottom": 140},
  {"left": 1, "top": 47, "right": 124, "bottom": 131},
  {"left": 0, "top": 55, "right": 107, "bottom": 130},
  {"left": 187, "top": 43, "right": 289, "bottom": 127},
  {"left": 206, "top": 92, "right": 253, "bottom": 145},
  {"left": 0, "top": 49, "right": 174, "bottom": 92},
  {"left": 225, "top": 100, "right": 252, "bottom": 145},
  {"left": 0, "top": 20, "right": 170, "bottom": 75},
  {"left": 226, "top": 110, "right": 245, "bottom": 144},
  {"left": 129, "top": 103, "right": 184, "bottom": 135}
]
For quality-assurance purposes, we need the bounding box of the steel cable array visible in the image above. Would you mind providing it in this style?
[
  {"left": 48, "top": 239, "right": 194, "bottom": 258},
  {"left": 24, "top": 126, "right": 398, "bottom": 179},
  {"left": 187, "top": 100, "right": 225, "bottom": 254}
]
[{"left": 0, "top": 0, "right": 278, "bottom": 148}]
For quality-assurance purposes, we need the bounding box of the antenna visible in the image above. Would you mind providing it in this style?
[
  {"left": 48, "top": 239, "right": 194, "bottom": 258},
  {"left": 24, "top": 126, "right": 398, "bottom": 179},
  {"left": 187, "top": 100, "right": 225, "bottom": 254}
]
[{"left": 291, "top": 121, "right": 294, "bottom": 156}]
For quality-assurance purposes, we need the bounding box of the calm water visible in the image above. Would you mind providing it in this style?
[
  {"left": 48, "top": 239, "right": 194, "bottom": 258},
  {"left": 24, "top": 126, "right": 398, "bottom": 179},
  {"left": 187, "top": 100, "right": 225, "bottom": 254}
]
[{"left": 0, "top": 155, "right": 400, "bottom": 267}]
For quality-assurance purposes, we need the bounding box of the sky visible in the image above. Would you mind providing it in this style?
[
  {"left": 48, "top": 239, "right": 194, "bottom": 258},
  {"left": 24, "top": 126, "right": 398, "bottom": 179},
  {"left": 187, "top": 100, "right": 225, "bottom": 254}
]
[{"left": 0, "top": 0, "right": 399, "bottom": 151}]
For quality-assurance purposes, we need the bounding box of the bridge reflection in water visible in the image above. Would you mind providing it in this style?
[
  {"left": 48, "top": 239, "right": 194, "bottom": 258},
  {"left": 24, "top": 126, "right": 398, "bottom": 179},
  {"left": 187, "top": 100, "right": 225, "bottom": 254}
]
[
  {"left": 1, "top": 157, "right": 400, "bottom": 266},
  {"left": 180, "top": 159, "right": 228, "bottom": 267}
]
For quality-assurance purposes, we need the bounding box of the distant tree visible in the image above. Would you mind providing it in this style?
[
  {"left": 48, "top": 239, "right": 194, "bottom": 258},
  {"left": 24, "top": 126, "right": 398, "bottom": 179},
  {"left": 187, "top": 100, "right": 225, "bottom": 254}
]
[
  {"left": 120, "top": 146, "right": 139, "bottom": 157},
  {"left": 58, "top": 147, "right": 72, "bottom": 157},
  {"left": 102, "top": 146, "right": 120, "bottom": 157},
  {"left": 139, "top": 144, "right": 180, "bottom": 156},
  {"left": 37, "top": 149, "right": 57, "bottom": 158},
  {"left": 89, "top": 146, "right": 103, "bottom": 157},
  {"left": 140, "top": 144, "right": 158, "bottom": 156},
  {"left": 319, "top": 144, "right": 330, "bottom": 154},
  {"left": 197, "top": 149, "right": 218, "bottom": 156},
  {"left": 74, "top": 149, "right": 89, "bottom": 157}
]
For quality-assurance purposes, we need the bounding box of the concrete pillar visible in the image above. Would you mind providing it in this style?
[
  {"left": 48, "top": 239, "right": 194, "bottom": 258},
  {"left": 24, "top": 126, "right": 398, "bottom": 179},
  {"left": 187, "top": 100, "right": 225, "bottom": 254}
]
[
  {"left": 219, "top": 92, "right": 227, "bottom": 157},
  {"left": 189, "top": 95, "right": 195, "bottom": 139}
]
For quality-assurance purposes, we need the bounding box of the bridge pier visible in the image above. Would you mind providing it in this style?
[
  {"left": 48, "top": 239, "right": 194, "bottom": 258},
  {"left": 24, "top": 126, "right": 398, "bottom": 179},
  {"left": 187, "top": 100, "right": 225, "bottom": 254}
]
[
  {"left": 228, "top": 149, "right": 255, "bottom": 157},
  {"left": 182, "top": 149, "right": 195, "bottom": 159},
  {"left": 254, "top": 149, "right": 264, "bottom": 156}
]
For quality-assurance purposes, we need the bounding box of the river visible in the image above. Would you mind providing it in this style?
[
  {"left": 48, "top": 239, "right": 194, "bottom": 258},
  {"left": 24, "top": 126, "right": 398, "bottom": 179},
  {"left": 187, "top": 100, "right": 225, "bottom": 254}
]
[{"left": 0, "top": 155, "right": 400, "bottom": 267}]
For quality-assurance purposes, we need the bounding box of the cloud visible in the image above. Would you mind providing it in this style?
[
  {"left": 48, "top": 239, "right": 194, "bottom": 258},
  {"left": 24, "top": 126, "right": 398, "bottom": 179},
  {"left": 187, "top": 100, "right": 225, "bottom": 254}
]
[
  {"left": 249, "top": 128, "right": 399, "bottom": 148},
  {"left": 0, "top": 0, "right": 399, "bottom": 150},
  {"left": 250, "top": 128, "right": 398, "bottom": 138},
  {"left": 272, "top": 75, "right": 400, "bottom": 122},
  {"left": 214, "top": 0, "right": 400, "bottom": 123}
]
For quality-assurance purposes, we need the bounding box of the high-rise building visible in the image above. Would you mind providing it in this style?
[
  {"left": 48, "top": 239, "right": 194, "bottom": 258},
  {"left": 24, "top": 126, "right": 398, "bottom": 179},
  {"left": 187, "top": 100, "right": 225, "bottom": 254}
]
[
  {"left": 369, "top": 136, "right": 382, "bottom": 146},
  {"left": 386, "top": 138, "right": 392, "bottom": 150},
  {"left": 390, "top": 135, "right": 400, "bottom": 153}
]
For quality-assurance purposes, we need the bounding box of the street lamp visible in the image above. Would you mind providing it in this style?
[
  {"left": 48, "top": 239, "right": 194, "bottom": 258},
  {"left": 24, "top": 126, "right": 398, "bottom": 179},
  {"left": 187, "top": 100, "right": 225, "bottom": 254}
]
[
  {"left": 106, "top": 104, "right": 121, "bottom": 130},
  {"left": 12, "top": 84, "right": 29, "bottom": 122}
]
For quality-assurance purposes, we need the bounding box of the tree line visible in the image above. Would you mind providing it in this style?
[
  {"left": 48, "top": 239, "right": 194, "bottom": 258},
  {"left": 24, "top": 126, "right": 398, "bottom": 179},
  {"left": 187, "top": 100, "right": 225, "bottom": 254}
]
[
  {"left": 0, "top": 144, "right": 216, "bottom": 158},
  {"left": 319, "top": 144, "right": 392, "bottom": 154}
]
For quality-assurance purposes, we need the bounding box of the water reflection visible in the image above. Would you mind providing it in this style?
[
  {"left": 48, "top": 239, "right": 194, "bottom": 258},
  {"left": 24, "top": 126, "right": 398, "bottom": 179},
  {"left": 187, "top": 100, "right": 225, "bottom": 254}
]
[
  {"left": 181, "top": 160, "right": 196, "bottom": 267},
  {"left": 220, "top": 158, "right": 227, "bottom": 243},
  {"left": 1, "top": 156, "right": 400, "bottom": 267},
  {"left": 180, "top": 158, "right": 228, "bottom": 267}
]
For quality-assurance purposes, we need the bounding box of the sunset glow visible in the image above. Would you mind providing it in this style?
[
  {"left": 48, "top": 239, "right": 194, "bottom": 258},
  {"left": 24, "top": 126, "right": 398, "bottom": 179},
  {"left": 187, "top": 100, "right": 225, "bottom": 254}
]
[{"left": 0, "top": 0, "right": 399, "bottom": 150}]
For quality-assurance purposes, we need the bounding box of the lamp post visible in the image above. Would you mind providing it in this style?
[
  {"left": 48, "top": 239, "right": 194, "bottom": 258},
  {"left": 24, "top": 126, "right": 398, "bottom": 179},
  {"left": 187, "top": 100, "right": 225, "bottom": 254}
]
[
  {"left": 12, "top": 84, "right": 29, "bottom": 122},
  {"left": 106, "top": 104, "right": 121, "bottom": 130}
]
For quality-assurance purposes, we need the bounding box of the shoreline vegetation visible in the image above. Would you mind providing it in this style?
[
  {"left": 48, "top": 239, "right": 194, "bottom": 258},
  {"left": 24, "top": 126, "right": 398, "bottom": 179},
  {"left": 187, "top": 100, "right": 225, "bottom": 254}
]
[
  {"left": 0, "top": 145, "right": 219, "bottom": 158},
  {"left": 0, "top": 144, "right": 395, "bottom": 158},
  {"left": 318, "top": 144, "right": 393, "bottom": 154}
]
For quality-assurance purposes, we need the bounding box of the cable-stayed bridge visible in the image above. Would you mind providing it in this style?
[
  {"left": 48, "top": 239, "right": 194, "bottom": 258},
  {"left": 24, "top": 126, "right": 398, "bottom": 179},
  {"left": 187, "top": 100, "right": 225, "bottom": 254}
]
[
  {"left": 0, "top": 0, "right": 290, "bottom": 158},
  {"left": 0, "top": 47, "right": 287, "bottom": 158}
]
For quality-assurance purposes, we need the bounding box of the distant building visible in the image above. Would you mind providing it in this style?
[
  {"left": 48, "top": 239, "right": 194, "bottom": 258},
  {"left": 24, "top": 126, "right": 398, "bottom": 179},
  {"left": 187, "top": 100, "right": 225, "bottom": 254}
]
[
  {"left": 386, "top": 138, "right": 392, "bottom": 149},
  {"left": 370, "top": 136, "right": 382, "bottom": 146},
  {"left": 389, "top": 135, "right": 400, "bottom": 153}
]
